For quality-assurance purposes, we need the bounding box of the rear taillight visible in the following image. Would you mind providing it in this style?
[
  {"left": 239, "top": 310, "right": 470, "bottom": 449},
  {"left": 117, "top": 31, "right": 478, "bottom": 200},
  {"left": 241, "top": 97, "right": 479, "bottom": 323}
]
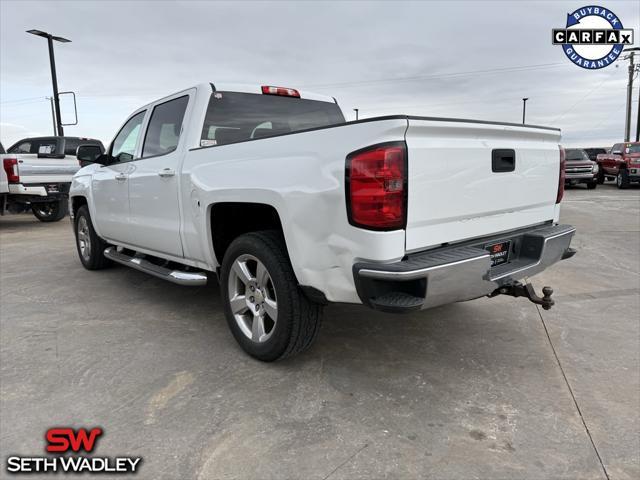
[
  {"left": 557, "top": 146, "right": 566, "bottom": 204},
  {"left": 261, "top": 85, "right": 300, "bottom": 98},
  {"left": 346, "top": 142, "right": 407, "bottom": 230},
  {"left": 3, "top": 158, "right": 19, "bottom": 183}
]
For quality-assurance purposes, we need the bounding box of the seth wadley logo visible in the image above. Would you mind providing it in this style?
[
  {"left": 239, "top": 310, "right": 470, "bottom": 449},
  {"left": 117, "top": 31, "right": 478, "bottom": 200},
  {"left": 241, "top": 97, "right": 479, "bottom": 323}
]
[
  {"left": 5, "top": 427, "right": 142, "bottom": 474},
  {"left": 553, "top": 5, "right": 634, "bottom": 69}
]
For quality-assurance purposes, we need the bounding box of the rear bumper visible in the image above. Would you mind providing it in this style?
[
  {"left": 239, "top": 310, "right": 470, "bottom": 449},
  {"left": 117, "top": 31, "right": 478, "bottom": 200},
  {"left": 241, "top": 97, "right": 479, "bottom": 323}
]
[
  {"left": 8, "top": 184, "right": 48, "bottom": 196},
  {"left": 353, "top": 223, "right": 576, "bottom": 313}
]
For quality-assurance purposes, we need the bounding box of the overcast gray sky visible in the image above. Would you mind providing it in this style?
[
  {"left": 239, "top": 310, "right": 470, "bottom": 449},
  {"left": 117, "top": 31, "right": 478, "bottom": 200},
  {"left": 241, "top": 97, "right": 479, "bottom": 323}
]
[{"left": 1, "top": 0, "right": 639, "bottom": 148}]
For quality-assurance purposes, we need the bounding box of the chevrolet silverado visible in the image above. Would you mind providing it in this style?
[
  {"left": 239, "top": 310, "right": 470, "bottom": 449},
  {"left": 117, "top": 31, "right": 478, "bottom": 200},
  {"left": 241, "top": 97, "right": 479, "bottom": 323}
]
[
  {"left": 596, "top": 141, "right": 640, "bottom": 188},
  {"left": 70, "top": 83, "right": 576, "bottom": 361}
]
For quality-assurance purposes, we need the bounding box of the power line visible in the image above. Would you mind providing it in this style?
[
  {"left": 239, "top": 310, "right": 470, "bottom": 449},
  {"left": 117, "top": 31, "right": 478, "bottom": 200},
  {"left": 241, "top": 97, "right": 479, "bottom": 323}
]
[
  {"left": 0, "top": 96, "right": 48, "bottom": 105},
  {"left": 552, "top": 71, "right": 619, "bottom": 123},
  {"left": 300, "top": 62, "right": 570, "bottom": 89}
]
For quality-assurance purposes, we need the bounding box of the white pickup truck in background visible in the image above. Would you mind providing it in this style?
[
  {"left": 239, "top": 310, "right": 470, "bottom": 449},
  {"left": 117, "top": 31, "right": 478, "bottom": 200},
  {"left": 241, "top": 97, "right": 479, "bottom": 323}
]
[
  {"left": 70, "top": 83, "right": 576, "bottom": 361},
  {"left": 1, "top": 136, "right": 104, "bottom": 222}
]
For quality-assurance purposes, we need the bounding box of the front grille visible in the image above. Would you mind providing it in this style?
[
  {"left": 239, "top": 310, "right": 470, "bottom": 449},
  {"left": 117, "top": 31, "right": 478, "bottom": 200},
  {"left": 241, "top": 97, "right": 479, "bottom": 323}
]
[{"left": 566, "top": 167, "right": 592, "bottom": 173}]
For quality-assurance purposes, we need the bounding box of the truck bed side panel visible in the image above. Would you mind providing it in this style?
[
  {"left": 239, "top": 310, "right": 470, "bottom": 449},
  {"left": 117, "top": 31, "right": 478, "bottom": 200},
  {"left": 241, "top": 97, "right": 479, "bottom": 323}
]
[{"left": 182, "top": 119, "right": 409, "bottom": 303}]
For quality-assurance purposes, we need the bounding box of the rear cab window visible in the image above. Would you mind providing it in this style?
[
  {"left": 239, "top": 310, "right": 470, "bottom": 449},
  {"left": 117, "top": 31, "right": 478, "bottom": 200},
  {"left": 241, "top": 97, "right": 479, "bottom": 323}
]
[
  {"left": 142, "top": 95, "right": 189, "bottom": 158},
  {"left": 8, "top": 138, "right": 58, "bottom": 154},
  {"left": 200, "top": 91, "right": 345, "bottom": 147}
]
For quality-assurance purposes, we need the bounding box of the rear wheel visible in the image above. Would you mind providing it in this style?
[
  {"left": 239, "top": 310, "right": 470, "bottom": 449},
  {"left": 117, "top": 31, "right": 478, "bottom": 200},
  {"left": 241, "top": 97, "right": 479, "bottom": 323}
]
[
  {"left": 220, "top": 231, "right": 323, "bottom": 361},
  {"left": 74, "top": 205, "right": 111, "bottom": 270},
  {"left": 617, "top": 170, "right": 630, "bottom": 189},
  {"left": 31, "top": 197, "right": 68, "bottom": 222}
]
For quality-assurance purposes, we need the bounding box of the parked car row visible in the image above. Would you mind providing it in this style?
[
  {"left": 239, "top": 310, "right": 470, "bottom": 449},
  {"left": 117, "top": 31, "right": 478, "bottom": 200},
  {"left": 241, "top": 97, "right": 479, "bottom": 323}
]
[
  {"left": 562, "top": 142, "right": 640, "bottom": 190},
  {"left": 1, "top": 136, "right": 104, "bottom": 222}
]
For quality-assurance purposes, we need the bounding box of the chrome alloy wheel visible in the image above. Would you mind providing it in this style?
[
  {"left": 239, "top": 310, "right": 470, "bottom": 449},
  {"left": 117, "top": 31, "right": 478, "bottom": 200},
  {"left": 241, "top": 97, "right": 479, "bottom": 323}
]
[
  {"left": 227, "top": 254, "right": 278, "bottom": 343},
  {"left": 77, "top": 216, "right": 92, "bottom": 261}
]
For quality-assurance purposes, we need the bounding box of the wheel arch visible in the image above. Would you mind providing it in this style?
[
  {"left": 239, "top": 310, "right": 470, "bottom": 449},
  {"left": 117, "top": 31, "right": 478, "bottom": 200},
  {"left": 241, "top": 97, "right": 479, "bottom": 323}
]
[
  {"left": 209, "top": 202, "right": 289, "bottom": 267},
  {"left": 70, "top": 195, "right": 88, "bottom": 219}
]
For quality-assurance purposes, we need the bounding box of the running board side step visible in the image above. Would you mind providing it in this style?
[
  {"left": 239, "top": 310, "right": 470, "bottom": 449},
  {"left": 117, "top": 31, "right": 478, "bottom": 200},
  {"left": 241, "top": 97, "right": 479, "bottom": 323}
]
[{"left": 103, "top": 247, "right": 208, "bottom": 286}]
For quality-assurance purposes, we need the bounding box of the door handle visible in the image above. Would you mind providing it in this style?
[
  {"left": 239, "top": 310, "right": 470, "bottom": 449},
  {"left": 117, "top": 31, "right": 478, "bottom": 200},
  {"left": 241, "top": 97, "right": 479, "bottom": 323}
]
[
  {"left": 115, "top": 173, "right": 127, "bottom": 181},
  {"left": 158, "top": 168, "right": 175, "bottom": 178}
]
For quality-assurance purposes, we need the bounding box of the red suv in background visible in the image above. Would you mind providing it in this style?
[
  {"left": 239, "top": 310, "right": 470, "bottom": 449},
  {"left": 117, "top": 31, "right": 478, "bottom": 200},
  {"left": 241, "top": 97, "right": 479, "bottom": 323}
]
[{"left": 596, "top": 142, "right": 640, "bottom": 188}]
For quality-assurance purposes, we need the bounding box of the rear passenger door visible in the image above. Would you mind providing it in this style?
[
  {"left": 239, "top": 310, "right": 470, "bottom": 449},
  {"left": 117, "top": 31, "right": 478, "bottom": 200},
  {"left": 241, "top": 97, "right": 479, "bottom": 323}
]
[{"left": 127, "top": 93, "right": 190, "bottom": 257}]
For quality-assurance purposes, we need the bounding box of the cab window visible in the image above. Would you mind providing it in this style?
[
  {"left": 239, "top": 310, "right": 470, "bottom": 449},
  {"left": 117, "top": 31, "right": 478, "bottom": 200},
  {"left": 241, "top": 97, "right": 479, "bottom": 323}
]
[
  {"left": 111, "top": 111, "right": 146, "bottom": 162},
  {"left": 142, "top": 96, "right": 189, "bottom": 158}
]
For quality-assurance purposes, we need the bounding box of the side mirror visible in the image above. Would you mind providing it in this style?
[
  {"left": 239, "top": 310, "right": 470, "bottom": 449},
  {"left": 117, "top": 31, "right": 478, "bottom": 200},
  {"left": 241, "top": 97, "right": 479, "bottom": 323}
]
[{"left": 77, "top": 145, "right": 106, "bottom": 164}]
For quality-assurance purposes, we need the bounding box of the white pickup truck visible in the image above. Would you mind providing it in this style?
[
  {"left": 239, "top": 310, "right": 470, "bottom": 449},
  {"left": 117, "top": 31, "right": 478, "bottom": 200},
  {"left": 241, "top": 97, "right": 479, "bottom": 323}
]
[
  {"left": 70, "top": 83, "right": 576, "bottom": 361},
  {"left": 1, "top": 136, "right": 103, "bottom": 221}
]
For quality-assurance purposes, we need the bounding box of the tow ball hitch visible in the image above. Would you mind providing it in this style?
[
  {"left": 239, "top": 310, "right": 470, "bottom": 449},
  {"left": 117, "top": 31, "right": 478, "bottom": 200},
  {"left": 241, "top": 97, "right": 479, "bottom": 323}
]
[{"left": 490, "top": 281, "right": 555, "bottom": 310}]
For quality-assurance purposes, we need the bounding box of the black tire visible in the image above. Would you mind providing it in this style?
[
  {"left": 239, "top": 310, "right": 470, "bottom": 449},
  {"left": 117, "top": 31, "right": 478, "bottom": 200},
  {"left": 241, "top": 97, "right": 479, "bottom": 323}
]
[
  {"left": 586, "top": 180, "right": 597, "bottom": 190},
  {"left": 220, "top": 231, "right": 323, "bottom": 361},
  {"left": 596, "top": 168, "right": 605, "bottom": 184},
  {"left": 31, "top": 197, "right": 68, "bottom": 222},
  {"left": 74, "top": 205, "right": 111, "bottom": 270},
  {"left": 616, "top": 170, "right": 630, "bottom": 189}
]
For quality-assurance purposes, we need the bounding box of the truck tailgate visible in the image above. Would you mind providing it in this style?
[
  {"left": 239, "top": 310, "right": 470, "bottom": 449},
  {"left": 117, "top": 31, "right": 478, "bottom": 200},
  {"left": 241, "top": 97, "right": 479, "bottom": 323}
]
[
  {"left": 405, "top": 118, "right": 561, "bottom": 252},
  {"left": 15, "top": 156, "right": 80, "bottom": 184}
]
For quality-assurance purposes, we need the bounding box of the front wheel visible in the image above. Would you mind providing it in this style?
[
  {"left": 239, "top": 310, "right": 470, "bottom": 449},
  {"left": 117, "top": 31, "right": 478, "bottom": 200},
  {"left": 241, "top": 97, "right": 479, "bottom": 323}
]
[
  {"left": 220, "top": 231, "right": 323, "bottom": 361},
  {"left": 586, "top": 180, "right": 597, "bottom": 190},
  {"left": 32, "top": 197, "right": 68, "bottom": 222},
  {"left": 596, "top": 168, "right": 605, "bottom": 184},
  {"left": 617, "top": 170, "right": 630, "bottom": 189},
  {"left": 74, "top": 205, "right": 111, "bottom": 270}
]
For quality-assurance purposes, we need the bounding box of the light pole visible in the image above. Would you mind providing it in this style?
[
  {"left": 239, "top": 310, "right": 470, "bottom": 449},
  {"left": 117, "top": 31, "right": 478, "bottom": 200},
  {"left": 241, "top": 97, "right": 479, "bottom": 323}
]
[
  {"left": 522, "top": 98, "right": 529, "bottom": 124},
  {"left": 27, "top": 29, "right": 71, "bottom": 136},
  {"left": 353, "top": 108, "right": 359, "bottom": 121}
]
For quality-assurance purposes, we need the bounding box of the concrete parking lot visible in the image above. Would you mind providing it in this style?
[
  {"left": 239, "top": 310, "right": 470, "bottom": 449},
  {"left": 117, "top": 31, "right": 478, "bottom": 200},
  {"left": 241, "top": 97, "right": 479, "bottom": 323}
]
[{"left": 1, "top": 184, "right": 638, "bottom": 480}]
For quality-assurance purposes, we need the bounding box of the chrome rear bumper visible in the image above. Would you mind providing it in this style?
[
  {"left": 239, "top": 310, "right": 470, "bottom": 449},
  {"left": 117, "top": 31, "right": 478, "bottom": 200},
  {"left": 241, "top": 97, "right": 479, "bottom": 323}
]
[{"left": 353, "top": 224, "right": 575, "bottom": 312}]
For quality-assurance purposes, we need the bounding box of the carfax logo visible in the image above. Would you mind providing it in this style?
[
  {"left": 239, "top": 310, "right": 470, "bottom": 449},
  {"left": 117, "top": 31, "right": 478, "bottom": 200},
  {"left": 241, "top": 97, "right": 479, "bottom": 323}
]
[
  {"left": 5, "top": 427, "right": 142, "bottom": 474},
  {"left": 553, "top": 5, "right": 634, "bottom": 69}
]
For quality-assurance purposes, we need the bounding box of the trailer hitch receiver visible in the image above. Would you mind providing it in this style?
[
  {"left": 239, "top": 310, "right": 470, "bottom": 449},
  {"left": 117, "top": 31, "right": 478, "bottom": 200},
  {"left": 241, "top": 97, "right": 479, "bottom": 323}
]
[{"left": 490, "top": 281, "right": 555, "bottom": 310}]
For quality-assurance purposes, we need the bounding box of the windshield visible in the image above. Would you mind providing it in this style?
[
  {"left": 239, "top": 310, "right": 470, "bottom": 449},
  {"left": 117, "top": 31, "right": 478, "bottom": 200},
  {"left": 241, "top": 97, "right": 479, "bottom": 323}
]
[
  {"left": 625, "top": 144, "right": 640, "bottom": 154},
  {"left": 565, "top": 149, "right": 589, "bottom": 161},
  {"left": 201, "top": 91, "right": 345, "bottom": 146}
]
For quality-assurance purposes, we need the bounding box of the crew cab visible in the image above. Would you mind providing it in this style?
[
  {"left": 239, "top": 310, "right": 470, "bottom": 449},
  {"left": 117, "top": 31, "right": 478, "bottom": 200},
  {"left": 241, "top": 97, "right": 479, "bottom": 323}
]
[
  {"left": 70, "top": 83, "right": 576, "bottom": 361},
  {"left": 596, "top": 142, "right": 640, "bottom": 188},
  {"left": 1, "top": 136, "right": 104, "bottom": 221},
  {"left": 564, "top": 148, "right": 598, "bottom": 189}
]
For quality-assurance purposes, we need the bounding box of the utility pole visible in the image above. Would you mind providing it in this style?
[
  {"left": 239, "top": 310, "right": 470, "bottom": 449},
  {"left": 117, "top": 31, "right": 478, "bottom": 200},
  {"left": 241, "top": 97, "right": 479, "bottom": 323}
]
[
  {"left": 636, "top": 80, "right": 640, "bottom": 141},
  {"left": 623, "top": 47, "right": 640, "bottom": 142},
  {"left": 353, "top": 108, "right": 359, "bottom": 121},
  {"left": 47, "top": 97, "right": 57, "bottom": 136},
  {"left": 522, "top": 98, "right": 529, "bottom": 124},
  {"left": 27, "top": 29, "right": 71, "bottom": 137}
]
